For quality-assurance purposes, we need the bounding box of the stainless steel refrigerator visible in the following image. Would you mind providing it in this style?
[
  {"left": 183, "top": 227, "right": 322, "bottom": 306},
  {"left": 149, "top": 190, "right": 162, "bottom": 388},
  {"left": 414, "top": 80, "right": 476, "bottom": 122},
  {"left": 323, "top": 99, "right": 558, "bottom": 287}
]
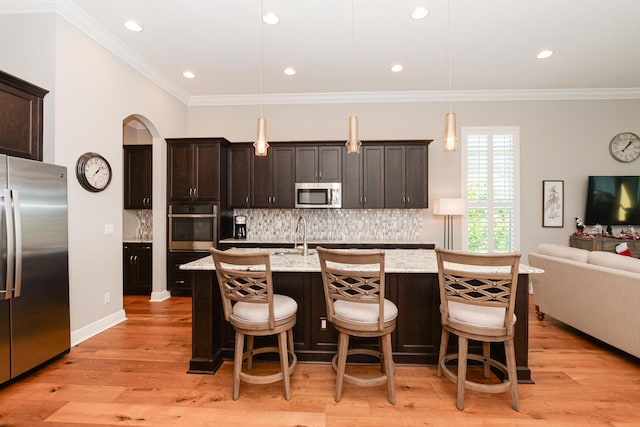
[{"left": 0, "top": 155, "right": 70, "bottom": 384}]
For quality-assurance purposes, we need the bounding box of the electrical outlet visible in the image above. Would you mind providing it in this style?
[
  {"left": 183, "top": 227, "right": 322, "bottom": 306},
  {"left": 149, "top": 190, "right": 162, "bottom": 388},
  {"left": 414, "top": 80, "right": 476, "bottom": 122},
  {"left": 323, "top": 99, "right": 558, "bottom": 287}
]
[
  {"left": 104, "top": 224, "right": 114, "bottom": 235},
  {"left": 320, "top": 317, "right": 327, "bottom": 330},
  {"left": 104, "top": 292, "right": 111, "bottom": 304}
]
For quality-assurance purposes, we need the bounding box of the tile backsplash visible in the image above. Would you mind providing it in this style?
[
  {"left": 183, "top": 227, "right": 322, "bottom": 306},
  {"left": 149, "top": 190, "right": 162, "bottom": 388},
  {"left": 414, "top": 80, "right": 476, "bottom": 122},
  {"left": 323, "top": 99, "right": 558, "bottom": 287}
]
[
  {"left": 136, "top": 210, "right": 153, "bottom": 240},
  {"left": 233, "top": 209, "right": 424, "bottom": 241}
]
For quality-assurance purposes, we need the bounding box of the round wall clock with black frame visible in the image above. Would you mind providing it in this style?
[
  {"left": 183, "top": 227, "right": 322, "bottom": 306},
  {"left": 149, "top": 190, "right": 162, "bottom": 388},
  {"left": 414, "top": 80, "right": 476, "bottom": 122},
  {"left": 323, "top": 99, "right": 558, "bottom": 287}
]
[{"left": 76, "top": 152, "right": 112, "bottom": 192}]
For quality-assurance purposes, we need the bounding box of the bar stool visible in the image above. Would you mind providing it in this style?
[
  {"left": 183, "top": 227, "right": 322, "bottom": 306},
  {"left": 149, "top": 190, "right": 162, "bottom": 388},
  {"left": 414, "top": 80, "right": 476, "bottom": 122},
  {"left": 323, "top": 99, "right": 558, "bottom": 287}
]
[
  {"left": 316, "top": 246, "right": 397, "bottom": 404},
  {"left": 435, "top": 248, "right": 521, "bottom": 411},
  {"left": 210, "top": 248, "right": 298, "bottom": 400}
]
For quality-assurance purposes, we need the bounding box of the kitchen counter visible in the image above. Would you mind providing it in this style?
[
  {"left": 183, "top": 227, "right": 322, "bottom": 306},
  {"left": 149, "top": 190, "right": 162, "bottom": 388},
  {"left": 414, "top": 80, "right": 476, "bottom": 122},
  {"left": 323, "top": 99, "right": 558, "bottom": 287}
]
[
  {"left": 181, "top": 248, "right": 542, "bottom": 275},
  {"left": 218, "top": 238, "right": 435, "bottom": 249},
  {"left": 184, "top": 248, "right": 538, "bottom": 383}
]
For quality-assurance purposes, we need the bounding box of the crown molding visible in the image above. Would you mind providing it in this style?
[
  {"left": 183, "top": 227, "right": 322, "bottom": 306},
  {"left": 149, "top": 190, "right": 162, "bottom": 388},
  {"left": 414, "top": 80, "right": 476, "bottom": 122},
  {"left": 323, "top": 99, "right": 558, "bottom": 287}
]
[
  {"left": 189, "top": 88, "right": 640, "bottom": 107},
  {"left": 0, "top": 0, "right": 190, "bottom": 104}
]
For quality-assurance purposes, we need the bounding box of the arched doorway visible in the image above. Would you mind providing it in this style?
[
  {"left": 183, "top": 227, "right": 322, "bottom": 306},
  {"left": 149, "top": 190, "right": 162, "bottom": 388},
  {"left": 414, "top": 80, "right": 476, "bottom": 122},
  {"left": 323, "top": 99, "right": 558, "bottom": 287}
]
[{"left": 122, "top": 114, "right": 169, "bottom": 302}]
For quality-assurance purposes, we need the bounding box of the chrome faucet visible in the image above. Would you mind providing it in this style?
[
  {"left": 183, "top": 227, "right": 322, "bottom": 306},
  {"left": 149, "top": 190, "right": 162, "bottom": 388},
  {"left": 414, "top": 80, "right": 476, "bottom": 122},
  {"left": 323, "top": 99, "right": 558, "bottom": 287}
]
[{"left": 294, "top": 215, "right": 308, "bottom": 256}]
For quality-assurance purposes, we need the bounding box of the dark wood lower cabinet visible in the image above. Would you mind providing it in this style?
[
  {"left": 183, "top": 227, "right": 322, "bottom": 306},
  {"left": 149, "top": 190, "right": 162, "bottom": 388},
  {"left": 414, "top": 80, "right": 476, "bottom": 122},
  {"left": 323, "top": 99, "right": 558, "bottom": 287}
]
[
  {"left": 123, "top": 243, "right": 152, "bottom": 295},
  {"left": 167, "top": 252, "right": 208, "bottom": 296},
  {"left": 190, "top": 270, "right": 532, "bottom": 383}
]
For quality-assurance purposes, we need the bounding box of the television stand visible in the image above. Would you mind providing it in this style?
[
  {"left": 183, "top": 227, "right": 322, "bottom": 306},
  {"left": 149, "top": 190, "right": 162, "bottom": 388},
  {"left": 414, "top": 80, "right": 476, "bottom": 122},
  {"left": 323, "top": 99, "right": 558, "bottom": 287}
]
[{"left": 569, "top": 234, "right": 640, "bottom": 257}]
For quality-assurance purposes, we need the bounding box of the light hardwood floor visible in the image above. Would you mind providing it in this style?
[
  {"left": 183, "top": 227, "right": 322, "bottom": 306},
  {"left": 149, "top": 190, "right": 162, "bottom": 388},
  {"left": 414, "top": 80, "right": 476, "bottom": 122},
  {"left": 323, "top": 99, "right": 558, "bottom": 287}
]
[{"left": 0, "top": 295, "right": 639, "bottom": 426}]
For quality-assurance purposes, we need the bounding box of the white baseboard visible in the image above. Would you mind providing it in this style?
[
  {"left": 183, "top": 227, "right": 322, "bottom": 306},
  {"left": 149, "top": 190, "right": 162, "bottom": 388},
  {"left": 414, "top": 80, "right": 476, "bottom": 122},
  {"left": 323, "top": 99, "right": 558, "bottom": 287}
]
[
  {"left": 70, "top": 309, "right": 127, "bottom": 346},
  {"left": 150, "top": 290, "right": 171, "bottom": 302}
]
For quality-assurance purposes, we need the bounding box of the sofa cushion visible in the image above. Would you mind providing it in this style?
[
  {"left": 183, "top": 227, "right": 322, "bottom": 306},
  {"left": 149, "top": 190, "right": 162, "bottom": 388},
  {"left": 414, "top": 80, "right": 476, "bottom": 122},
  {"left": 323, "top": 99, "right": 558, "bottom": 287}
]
[
  {"left": 536, "top": 243, "right": 589, "bottom": 263},
  {"left": 587, "top": 250, "right": 640, "bottom": 274}
]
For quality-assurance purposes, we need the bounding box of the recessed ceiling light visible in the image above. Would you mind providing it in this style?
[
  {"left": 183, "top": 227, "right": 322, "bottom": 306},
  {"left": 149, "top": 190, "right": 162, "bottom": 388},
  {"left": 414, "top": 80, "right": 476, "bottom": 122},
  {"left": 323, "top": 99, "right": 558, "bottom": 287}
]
[
  {"left": 537, "top": 49, "right": 554, "bottom": 59},
  {"left": 263, "top": 13, "right": 279, "bottom": 25},
  {"left": 124, "top": 20, "right": 143, "bottom": 32},
  {"left": 284, "top": 67, "right": 296, "bottom": 76},
  {"left": 411, "top": 7, "right": 429, "bottom": 20},
  {"left": 391, "top": 64, "right": 404, "bottom": 73},
  {"left": 182, "top": 71, "right": 195, "bottom": 79}
]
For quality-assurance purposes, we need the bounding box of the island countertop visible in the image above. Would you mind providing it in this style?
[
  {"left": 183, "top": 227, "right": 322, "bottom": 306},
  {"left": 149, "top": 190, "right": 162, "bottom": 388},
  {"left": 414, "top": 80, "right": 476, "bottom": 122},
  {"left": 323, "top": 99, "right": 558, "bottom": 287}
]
[{"left": 180, "top": 248, "right": 543, "bottom": 275}]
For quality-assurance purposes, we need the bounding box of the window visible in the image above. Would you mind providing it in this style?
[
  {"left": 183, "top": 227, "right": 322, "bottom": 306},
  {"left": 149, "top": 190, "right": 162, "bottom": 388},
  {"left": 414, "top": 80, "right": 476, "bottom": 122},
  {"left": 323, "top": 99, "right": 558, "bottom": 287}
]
[{"left": 461, "top": 127, "right": 520, "bottom": 253}]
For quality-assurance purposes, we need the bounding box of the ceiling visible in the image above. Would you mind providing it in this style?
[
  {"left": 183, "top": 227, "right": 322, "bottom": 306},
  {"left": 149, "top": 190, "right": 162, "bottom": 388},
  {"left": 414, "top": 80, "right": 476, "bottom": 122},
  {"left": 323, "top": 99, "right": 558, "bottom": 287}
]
[{"left": 21, "top": 0, "right": 640, "bottom": 104}]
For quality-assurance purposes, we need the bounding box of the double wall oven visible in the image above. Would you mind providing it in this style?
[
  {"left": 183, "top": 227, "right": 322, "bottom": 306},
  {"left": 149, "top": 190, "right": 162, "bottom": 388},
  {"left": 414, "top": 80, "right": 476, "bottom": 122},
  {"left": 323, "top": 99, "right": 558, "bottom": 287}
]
[{"left": 168, "top": 204, "right": 217, "bottom": 252}]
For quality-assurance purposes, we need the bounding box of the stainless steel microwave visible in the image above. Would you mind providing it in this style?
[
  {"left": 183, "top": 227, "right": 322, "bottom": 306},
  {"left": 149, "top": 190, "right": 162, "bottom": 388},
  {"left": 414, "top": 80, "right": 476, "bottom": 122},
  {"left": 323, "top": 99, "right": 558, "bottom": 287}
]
[{"left": 295, "top": 182, "right": 342, "bottom": 208}]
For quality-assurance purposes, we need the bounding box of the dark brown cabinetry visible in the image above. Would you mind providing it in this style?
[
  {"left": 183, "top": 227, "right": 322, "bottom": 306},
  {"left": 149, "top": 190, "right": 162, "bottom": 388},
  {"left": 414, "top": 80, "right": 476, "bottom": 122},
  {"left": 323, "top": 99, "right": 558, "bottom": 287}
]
[
  {"left": 0, "top": 70, "right": 48, "bottom": 161},
  {"left": 295, "top": 145, "right": 342, "bottom": 182},
  {"left": 227, "top": 144, "right": 251, "bottom": 208},
  {"left": 167, "top": 138, "right": 228, "bottom": 202},
  {"left": 342, "top": 145, "right": 385, "bottom": 208},
  {"left": 167, "top": 251, "right": 206, "bottom": 296},
  {"left": 384, "top": 144, "right": 428, "bottom": 208},
  {"left": 124, "top": 145, "right": 152, "bottom": 209},
  {"left": 123, "top": 243, "right": 152, "bottom": 295},
  {"left": 252, "top": 146, "right": 295, "bottom": 208}
]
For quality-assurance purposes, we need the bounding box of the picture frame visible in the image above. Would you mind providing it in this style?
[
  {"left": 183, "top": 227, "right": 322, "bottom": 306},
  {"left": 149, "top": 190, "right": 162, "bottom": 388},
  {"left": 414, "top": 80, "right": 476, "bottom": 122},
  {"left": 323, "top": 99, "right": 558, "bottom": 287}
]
[{"left": 542, "top": 180, "right": 564, "bottom": 227}]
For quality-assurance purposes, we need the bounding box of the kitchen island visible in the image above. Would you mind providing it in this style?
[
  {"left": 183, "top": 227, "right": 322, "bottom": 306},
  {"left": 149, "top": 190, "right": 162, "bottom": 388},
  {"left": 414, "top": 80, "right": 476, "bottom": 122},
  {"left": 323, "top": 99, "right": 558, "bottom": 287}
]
[{"left": 181, "top": 248, "right": 541, "bottom": 383}]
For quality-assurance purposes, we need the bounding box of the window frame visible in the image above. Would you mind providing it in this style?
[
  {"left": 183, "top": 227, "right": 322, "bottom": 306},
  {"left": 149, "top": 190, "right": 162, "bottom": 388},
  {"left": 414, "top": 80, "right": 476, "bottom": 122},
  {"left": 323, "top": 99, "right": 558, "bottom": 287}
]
[{"left": 460, "top": 126, "right": 521, "bottom": 253}]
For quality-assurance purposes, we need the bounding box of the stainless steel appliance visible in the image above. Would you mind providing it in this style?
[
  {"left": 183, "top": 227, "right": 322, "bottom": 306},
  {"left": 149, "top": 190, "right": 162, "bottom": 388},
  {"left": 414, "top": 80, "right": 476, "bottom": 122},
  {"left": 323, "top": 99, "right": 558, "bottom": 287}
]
[
  {"left": 295, "top": 182, "right": 341, "bottom": 209},
  {"left": 0, "top": 155, "right": 69, "bottom": 384},
  {"left": 234, "top": 215, "right": 246, "bottom": 239},
  {"left": 168, "top": 204, "right": 217, "bottom": 251}
]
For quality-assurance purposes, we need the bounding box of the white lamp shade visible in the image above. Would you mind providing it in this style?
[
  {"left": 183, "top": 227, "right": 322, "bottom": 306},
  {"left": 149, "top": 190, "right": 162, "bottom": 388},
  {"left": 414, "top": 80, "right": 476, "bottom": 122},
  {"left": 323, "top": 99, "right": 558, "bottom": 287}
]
[{"left": 432, "top": 198, "right": 465, "bottom": 216}]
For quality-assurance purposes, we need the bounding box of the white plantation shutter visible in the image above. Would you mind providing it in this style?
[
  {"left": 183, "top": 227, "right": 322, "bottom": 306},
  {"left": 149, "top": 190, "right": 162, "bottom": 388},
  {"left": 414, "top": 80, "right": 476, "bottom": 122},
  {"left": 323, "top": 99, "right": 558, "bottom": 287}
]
[{"left": 462, "top": 127, "right": 520, "bottom": 253}]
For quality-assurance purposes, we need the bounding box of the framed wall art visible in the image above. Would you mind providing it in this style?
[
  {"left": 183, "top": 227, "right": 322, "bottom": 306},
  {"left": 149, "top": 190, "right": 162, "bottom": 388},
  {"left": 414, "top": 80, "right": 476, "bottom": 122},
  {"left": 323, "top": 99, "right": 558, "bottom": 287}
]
[{"left": 542, "top": 180, "right": 564, "bottom": 227}]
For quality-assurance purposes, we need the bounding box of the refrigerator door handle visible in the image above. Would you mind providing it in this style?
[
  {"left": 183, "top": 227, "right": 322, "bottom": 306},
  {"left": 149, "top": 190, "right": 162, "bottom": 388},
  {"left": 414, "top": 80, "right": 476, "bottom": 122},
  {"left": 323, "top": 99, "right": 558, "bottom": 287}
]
[
  {"left": 1, "top": 189, "right": 15, "bottom": 301},
  {"left": 12, "top": 190, "right": 22, "bottom": 298}
]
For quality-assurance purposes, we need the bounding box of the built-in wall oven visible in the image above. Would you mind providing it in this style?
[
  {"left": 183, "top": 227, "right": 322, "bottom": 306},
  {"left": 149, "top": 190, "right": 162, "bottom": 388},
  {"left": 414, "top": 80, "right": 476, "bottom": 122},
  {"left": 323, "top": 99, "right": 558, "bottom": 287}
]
[{"left": 168, "top": 204, "right": 217, "bottom": 251}]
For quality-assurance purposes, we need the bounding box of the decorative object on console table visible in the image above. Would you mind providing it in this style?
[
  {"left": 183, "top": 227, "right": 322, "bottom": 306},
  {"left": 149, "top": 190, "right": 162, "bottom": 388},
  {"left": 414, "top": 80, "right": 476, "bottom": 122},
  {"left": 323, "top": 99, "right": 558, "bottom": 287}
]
[
  {"left": 432, "top": 198, "right": 465, "bottom": 249},
  {"left": 569, "top": 234, "right": 640, "bottom": 257},
  {"left": 542, "top": 180, "right": 564, "bottom": 227}
]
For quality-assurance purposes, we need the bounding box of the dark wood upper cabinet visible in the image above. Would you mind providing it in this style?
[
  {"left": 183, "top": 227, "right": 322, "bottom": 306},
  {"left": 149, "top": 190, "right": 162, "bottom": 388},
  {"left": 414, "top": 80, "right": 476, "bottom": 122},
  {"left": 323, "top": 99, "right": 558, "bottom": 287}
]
[
  {"left": 167, "top": 138, "right": 227, "bottom": 202},
  {"left": 124, "top": 145, "right": 152, "bottom": 209},
  {"left": 252, "top": 146, "right": 295, "bottom": 208},
  {"left": 0, "top": 70, "right": 48, "bottom": 161},
  {"left": 384, "top": 144, "right": 428, "bottom": 208},
  {"left": 341, "top": 145, "right": 384, "bottom": 208},
  {"left": 295, "top": 145, "right": 342, "bottom": 182},
  {"left": 228, "top": 144, "right": 251, "bottom": 208}
]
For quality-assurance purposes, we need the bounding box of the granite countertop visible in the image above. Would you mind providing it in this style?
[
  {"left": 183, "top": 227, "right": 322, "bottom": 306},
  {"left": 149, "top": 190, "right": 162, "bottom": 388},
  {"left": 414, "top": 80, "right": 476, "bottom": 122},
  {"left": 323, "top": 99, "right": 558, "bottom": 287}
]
[
  {"left": 123, "top": 238, "right": 153, "bottom": 243},
  {"left": 180, "top": 248, "right": 543, "bottom": 275}
]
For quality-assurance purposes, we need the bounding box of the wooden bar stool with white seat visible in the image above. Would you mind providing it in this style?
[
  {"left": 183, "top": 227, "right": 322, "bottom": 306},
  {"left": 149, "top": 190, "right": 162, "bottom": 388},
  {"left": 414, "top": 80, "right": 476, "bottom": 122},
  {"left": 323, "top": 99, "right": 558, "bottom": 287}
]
[
  {"left": 435, "top": 248, "right": 522, "bottom": 411},
  {"left": 316, "top": 246, "right": 397, "bottom": 404},
  {"left": 210, "top": 248, "right": 298, "bottom": 401}
]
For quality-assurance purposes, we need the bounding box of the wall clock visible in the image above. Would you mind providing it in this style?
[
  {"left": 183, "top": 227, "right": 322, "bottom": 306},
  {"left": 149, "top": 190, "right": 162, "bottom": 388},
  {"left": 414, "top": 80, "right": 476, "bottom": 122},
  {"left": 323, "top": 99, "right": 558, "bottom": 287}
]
[
  {"left": 76, "top": 152, "right": 112, "bottom": 192},
  {"left": 609, "top": 132, "right": 640, "bottom": 163}
]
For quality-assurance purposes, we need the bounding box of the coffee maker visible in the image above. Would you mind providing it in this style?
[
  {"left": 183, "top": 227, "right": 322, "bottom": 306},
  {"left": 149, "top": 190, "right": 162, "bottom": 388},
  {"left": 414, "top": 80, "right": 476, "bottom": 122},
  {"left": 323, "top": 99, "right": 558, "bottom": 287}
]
[{"left": 234, "top": 215, "right": 247, "bottom": 239}]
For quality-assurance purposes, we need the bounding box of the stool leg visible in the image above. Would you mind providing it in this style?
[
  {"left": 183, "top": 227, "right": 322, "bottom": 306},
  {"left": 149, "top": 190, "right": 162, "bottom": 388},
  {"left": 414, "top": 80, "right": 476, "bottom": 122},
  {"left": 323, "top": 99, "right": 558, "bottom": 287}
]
[
  {"left": 278, "top": 330, "right": 291, "bottom": 401},
  {"left": 505, "top": 338, "right": 520, "bottom": 411},
  {"left": 482, "top": 341, "right": 491, "bottom": 379},
  {"left": 233, "top": 330, "right": 245, "bottom": 400},
  {"left": 246, "top": 335, "right": 254, "bottom": 370},
  {"left": 381, "top": 333, "right": 395, "bottom": 405},
  {"left": 437, "top": 329, "right": 449, "bottom": 378},
  {"left": 335, "top": 332, "right": 349, "bottom": 402},
  {"left": 456, "top": 336, "right": 468, "bottom": 410}
]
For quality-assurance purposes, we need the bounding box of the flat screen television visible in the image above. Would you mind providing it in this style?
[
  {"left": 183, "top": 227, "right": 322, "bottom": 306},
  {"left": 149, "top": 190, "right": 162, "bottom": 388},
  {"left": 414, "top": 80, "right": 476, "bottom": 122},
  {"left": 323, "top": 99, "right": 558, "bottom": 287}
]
[{"left": 585, "top": 176, "right": 640, "bottom": 225}]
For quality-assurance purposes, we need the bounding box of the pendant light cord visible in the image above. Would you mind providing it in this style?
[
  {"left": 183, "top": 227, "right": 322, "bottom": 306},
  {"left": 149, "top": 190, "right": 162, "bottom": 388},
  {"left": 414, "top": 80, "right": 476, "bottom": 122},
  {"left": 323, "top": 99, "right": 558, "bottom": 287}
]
[
  {"left": 351, "top": 0, "right": 355, "bottom": 117},
  {"left": 447, "top": 0, "right": 452, "bottom": 113},
  {"left": 260, "top": 0, "right": 264, "bottom": 117}
]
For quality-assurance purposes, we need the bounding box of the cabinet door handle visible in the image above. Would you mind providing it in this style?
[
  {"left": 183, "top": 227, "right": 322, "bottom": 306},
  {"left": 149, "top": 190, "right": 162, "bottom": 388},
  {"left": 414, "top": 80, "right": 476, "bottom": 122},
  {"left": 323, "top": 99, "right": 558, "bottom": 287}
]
[
  {"left": 176, "top": 280, "right": 185, "bottom": 285},
  {"left": 406, "top": 196, "right": 410, "bottom": 205},
  {"left": 245, "top": 196, "right": 249, "bottom": 204},
  {"left": 194, "top": 188, "right": 198, "bottom": 198},
  {"left": 129, "top": 255, "right": 134, "bottom": 264}
]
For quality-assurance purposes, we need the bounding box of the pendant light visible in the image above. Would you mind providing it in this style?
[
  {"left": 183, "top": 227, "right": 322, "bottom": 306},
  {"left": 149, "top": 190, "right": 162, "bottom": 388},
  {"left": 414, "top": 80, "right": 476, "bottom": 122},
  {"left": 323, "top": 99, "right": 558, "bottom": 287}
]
[
  {"left": 443, "top": 0, "right": 458, "bottom": 152},
  {"left": 254, "top": 0, "right": 269, "bottom": 156},
  {"left": 346, "top": 0, "right": 361, "bottom": 155}
]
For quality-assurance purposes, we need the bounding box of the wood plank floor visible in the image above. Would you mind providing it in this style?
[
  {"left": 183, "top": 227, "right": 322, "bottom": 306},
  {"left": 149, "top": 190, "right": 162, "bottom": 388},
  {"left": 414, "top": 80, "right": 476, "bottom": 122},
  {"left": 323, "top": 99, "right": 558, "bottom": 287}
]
[{"left": 1, "top": 295, "right": 639, "bottom": 426}]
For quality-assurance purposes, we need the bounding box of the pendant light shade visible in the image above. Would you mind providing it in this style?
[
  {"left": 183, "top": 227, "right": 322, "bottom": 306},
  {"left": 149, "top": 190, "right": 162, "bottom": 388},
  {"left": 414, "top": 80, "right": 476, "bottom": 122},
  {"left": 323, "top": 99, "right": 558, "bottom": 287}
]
[
  {"left": 443, "top": 112, "right": 458, "bottom": 152},
  {"left": 254, "top": 117, "right": 269, "bottom": 156},
  {"left": 346, "top": 116, "right": 362, "bottom": 154}
]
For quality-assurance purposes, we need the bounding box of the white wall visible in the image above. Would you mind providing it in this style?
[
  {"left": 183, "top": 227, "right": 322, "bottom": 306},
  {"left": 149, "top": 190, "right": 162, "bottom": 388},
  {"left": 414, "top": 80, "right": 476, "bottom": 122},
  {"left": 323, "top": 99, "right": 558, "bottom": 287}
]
[{"left": 187, "top": 99, "right": 640, "bottom": 258}]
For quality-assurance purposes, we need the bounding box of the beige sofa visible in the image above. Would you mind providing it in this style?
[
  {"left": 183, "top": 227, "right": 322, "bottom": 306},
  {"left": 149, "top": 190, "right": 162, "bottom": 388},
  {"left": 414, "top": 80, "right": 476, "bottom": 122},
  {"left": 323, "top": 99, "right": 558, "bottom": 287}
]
[{"left": 528, "top": 243, "right": 640, "bottom": 359}]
